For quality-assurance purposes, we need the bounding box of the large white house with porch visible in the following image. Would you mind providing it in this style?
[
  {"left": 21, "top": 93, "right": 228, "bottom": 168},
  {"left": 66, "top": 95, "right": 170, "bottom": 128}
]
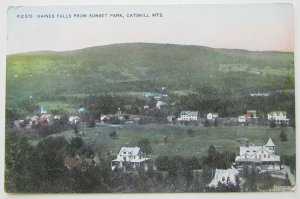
[
  {"left": 267, "top": 111, "right": 289, "bottom": 125},
  {"left": 111, "top": 146, "right": 151, "bottom": 171},
  {"left": 178, "top": 111, "right": 199, "bottom": 121},
  {"left": 234, "top": 138, "right": 281, "bottom": 171}
]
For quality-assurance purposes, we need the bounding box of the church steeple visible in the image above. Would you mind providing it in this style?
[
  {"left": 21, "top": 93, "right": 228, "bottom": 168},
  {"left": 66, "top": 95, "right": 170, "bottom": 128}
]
[{"left": 40, "top": 105, "right": 47, "bottom": 114}]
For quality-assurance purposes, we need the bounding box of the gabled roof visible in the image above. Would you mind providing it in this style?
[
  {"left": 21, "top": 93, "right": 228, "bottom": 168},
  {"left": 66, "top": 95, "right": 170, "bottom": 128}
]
[
  {"left": 236, "top": 146, "right": 280, "bottom": 162},
  {"left": 265, "top": 138, "right": 275, "bottom": 147},
  {"left": 181, "top": 111, "right": 199, "bottom": 116},
  {"left": 77, "top": 107, "right": 86, "bottom": 112},
  {"left": 236, "top": 138, "right": 280, "bottom": 163},
  {"left": 268, "top": 111, "right": 287, "bottom": 116},
  {"left": 239, "top": 138, "right": 276, "bottom": 157},
  {"left": 119, "top": 146, "right": 141, "bottom": 156},
  {"left": 156, "top": 101, "right": 167, "bottom": 105},
  {"left": 239, "top": 146, "right": 262, "bottom": 156},
  {"left": 207, "top": 113, "right": 218, "bottom": 115},
  {"left": 208, "top": 167, "right": 239, "bottom": 188}
]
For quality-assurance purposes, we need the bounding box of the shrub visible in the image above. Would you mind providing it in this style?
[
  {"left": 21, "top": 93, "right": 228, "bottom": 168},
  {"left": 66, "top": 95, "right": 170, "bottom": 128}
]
[
  {"left": 280, "top": 130, "right": 288, "bottom": 142},
  {"left": 270, "top": 120, "right": 276, "bottom": 128},
  {"left": 137, "top": 138, "right": 153, "bottom": 154},
  {"left": 186, "top": 128, "right": 195, "bottom": 137}
]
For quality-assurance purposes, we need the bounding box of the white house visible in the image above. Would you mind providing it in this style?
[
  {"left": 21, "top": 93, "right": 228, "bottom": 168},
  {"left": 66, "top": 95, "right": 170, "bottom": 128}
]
[
  {"left": 238, "top": 115, "right": 246, "bottom": 123},
  {"left": 69, "top": 116, "right": 80, "bottom": 124},
  {"left": 250, "top": 92, "right": 271, "bottom": 97},
  {"left": 267, "top": 111, "right": 289, "bottom": 124},
  {"left": 167, "top": 115, "right": 176, "bottom": 123},
  {"left": 207, "top": 113, "right": 218, "bottom": 120},
  {"left": 178, "top": 111, "right": 199, "bottom": 121},
  {"left": 208, "top": 167, "right": 239, "bottom": 188},
  {"left": 156, "top": 101, "right": 167, "bottom": 110},
  {"left": 77, "top": 107, "right": 86, "bottom": 113},
  {"left": 54, "top": 115, "right": 62, "bottom": 120},
  {"left": 111, "top": 146, "right": 150, "bottom": 171},
  {"left": 235, "top": 138, "right": 281, "bottom": 171},
  {"left": 100, "top": 114, "right": 116, "bottom": 121}
]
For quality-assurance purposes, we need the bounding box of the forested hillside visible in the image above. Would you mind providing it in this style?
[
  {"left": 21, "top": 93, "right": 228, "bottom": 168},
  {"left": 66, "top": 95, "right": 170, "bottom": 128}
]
[{"left": 6, "top": 43, "right": 294, "bottom": 120}]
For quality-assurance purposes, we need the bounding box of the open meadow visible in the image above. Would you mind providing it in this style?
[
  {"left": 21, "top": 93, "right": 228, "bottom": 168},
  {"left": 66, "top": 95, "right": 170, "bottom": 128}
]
[{"left": 46, "top": 124, "right": 296, "bottom": 159}]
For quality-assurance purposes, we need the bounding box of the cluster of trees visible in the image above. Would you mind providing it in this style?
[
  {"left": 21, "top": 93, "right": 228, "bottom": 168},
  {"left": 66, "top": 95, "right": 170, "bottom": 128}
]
[
  {"left": 154, "top": 145, "right": 237, "bottom": 192},
  {"left": 6, "top": 82, "right": 295, "bottom": 132},
  {"left": 33, "top": 120, "right": 71, "bottom": 138},
  {"left": 203, "top": 145, "right": 236, "bottom": 169},
  {"left": 6, "top": 133, "right": 294, "bottom": 193},
  {"left": 6, "top": 99, "right": 39, "bottom": 129},
  {"left": 137, "top": 138, "right": 153, "bottom": 154},
  {"left": 5, "top": 133, "right": 105, "bottom": 193},
  {"left": 84, "top": 95, "right": 145, "bottom": 121},
  {"left": 176, "top": 86, "right": 295, "bottom": 124},
  {"left": 77, "top": 89, "right": 295, "bottom": 127},
  {"left": 5, "top": 134, "right": 238, "bottom": 193},
  {"left": 281, "top": 154, "right": 296, "bottom": 175},
  {"left": 240, "top": 166, "right": 290, "bottom": 191}
]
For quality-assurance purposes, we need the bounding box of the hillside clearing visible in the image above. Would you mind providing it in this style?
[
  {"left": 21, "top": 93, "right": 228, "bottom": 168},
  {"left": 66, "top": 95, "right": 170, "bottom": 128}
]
[{"left": 46, "top": 124, "right": 295, "bottom": 159}]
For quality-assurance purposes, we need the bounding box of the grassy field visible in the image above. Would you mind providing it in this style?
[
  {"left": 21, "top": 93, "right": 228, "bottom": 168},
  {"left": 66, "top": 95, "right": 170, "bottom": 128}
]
[
  {"left": 48, "top": 124, "right": 296, "bottom": 159},
  {"left": 219, "top": 64, "right": 290, "bottom": 76},
  {"left": 37, "top": 101, "right": 76, "bottom": 113}
]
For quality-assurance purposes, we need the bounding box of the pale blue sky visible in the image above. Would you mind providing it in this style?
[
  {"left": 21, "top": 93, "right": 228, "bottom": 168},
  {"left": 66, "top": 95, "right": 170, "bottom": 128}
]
[{"left": 7, "top": 4, "right": 293, "bottom": 54}]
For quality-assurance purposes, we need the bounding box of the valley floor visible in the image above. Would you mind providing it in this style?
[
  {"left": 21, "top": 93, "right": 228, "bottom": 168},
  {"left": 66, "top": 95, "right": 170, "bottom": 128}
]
[{"left": 44, "top": 124, "right": 296, "bottom": 159}]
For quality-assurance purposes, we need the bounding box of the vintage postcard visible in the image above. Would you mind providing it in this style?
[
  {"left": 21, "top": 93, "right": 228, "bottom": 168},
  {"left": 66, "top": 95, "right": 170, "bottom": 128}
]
[{"left": 5, "top": 4, "right": 295, "bottom": 193}]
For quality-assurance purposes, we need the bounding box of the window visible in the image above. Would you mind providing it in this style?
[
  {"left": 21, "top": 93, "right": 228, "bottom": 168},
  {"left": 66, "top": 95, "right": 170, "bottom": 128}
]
[
  {"left": 264, "top": 155, "right": 266, "bottom": 158},
  {"left": 268, "top": 155, "right": 270, "bottom": 158}
]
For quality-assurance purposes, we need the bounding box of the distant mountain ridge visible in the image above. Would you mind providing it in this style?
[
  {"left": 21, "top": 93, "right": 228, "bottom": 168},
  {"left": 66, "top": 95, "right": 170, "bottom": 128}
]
[
  {"left": 7, "top": 43, "right": 293, "bottom": 72},
  {"left": 6, "top": 43, "right": 294, "bottom": 102}
]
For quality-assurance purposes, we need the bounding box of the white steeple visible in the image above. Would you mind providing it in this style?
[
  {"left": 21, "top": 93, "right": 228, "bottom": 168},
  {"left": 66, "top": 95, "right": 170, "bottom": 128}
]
[
  {"left": 266, "top": 138, "right": 275, "bottom": 147},
  {"left": 265, "top": 138, "right": 276, "bottom": 154}
]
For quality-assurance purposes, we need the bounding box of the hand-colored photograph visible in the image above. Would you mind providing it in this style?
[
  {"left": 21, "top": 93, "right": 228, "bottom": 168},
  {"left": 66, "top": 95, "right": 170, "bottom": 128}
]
[{"left": 5, "top": 4, "right": 295, "bottom": 193}]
